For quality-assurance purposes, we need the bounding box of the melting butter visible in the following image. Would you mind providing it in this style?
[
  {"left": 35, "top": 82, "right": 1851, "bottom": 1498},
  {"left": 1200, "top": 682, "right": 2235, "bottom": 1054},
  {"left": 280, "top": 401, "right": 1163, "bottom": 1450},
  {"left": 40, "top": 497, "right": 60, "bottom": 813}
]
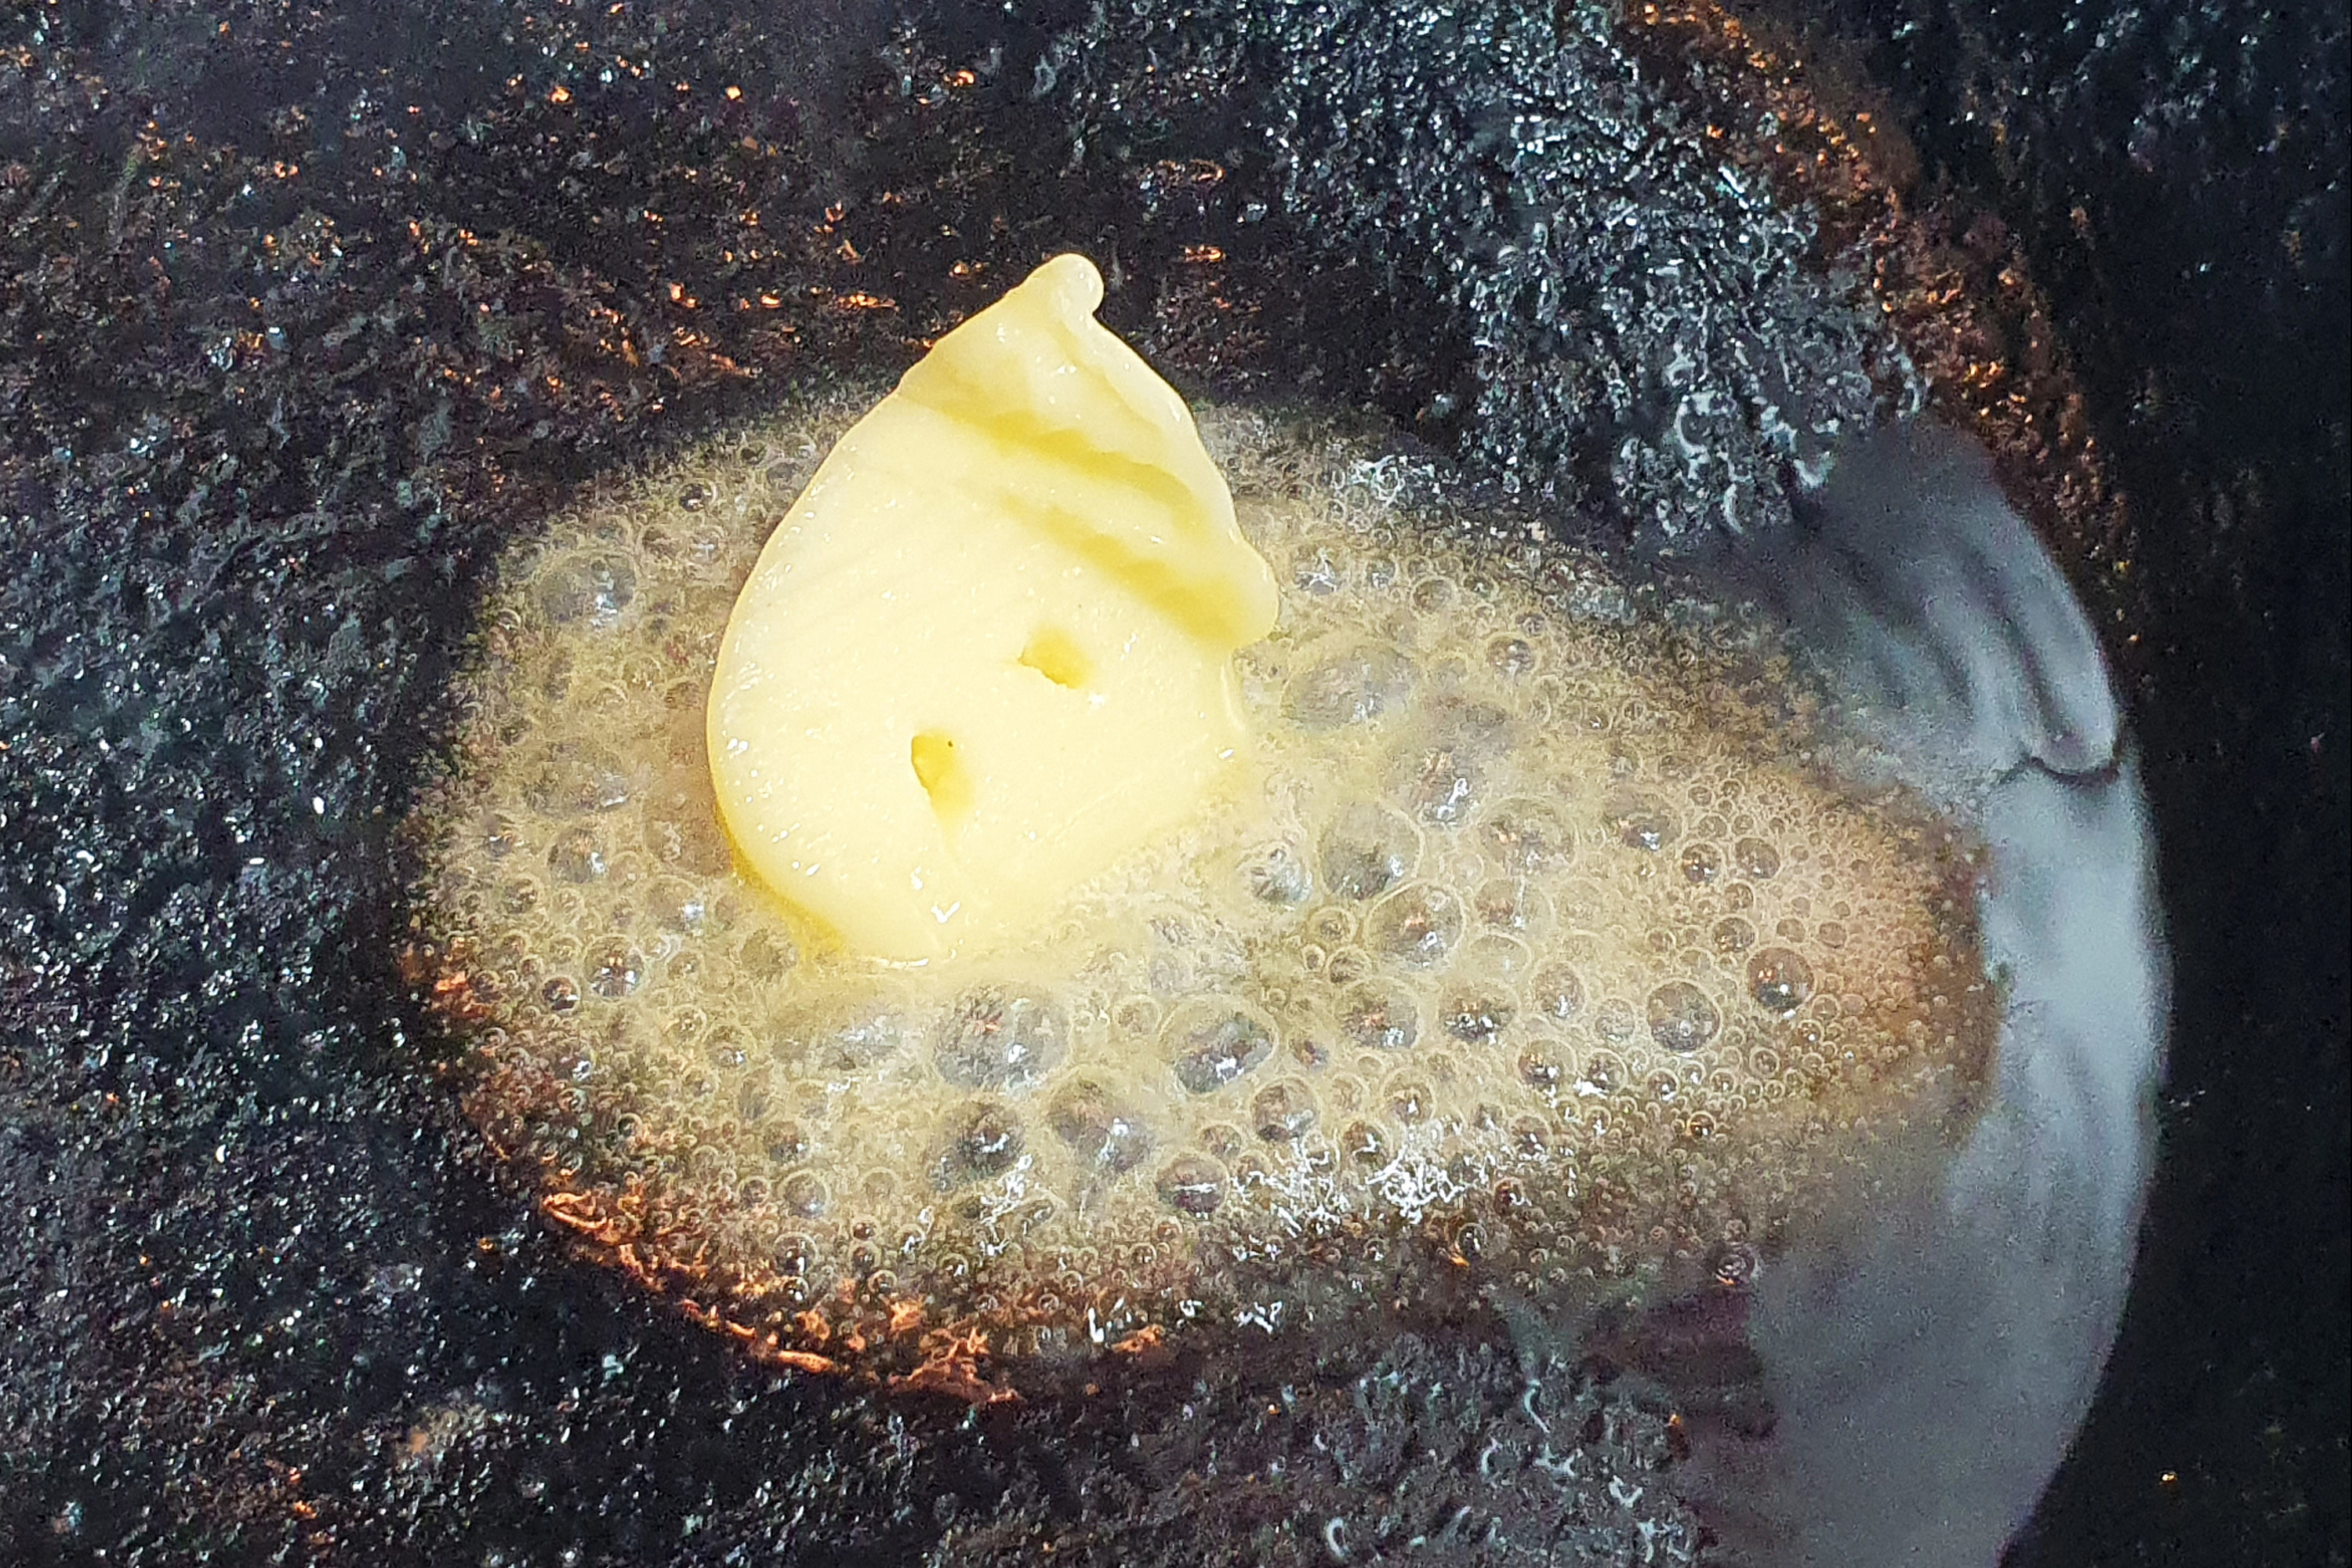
[{"left": 707, "top": 254, "right": 1278, "bottom": 961}]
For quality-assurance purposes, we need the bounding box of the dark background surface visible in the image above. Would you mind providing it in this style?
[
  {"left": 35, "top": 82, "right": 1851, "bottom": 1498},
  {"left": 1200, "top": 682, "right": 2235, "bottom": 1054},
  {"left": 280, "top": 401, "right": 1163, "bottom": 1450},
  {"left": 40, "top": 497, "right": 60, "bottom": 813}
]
[{"left": 0, "top": 1, "right": 2343, "bottom": 1564}]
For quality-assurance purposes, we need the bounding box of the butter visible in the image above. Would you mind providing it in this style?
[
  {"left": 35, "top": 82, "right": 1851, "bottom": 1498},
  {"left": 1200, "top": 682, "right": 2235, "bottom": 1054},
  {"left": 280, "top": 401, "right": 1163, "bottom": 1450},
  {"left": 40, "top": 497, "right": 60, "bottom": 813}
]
[{"left": 707, "top": 255, "right": 1279, "bottom": 961}]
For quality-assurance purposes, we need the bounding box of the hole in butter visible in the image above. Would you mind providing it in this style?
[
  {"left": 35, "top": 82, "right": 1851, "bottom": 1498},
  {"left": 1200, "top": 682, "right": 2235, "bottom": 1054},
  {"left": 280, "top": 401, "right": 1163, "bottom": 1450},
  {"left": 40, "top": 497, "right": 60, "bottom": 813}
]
[
  {"left": 705, "top": 252, "right": 1279, "bottom": 961},
  {"left": 909, "top": 731, "right": 975, "bottom": 829},
  {"left": 1018, "top": 626, "right": 1094, "bottom": 691}
]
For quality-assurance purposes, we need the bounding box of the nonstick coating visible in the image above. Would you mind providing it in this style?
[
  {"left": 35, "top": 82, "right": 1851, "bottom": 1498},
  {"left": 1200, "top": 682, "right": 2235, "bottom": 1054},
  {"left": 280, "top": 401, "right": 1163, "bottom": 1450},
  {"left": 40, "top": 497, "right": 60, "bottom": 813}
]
[{"left": 1, "top": 1, "right": 2343, "bottom": 1563}]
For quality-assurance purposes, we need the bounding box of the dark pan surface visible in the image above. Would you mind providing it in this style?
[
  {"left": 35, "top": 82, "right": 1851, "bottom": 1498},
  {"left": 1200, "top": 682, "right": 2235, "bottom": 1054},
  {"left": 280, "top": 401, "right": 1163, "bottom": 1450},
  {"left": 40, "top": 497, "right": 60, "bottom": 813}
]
[{"left": 0, "top": 2, "right": 2342, "bottom": 1563}]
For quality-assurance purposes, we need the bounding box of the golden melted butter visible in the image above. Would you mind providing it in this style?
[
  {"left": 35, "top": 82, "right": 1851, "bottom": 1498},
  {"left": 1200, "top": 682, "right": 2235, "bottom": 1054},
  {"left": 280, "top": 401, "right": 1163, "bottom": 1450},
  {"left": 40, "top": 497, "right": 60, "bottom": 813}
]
[{"left": 414, "top": 400, "right": 1994, "bottom": 1382}]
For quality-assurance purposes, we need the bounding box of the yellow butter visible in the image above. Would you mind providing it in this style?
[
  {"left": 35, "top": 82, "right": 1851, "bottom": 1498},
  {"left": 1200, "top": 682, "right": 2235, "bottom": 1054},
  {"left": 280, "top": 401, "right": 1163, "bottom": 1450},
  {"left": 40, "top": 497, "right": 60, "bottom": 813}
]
[{"left": 707, "top": 254, "right": 1279, "bottom": 961}]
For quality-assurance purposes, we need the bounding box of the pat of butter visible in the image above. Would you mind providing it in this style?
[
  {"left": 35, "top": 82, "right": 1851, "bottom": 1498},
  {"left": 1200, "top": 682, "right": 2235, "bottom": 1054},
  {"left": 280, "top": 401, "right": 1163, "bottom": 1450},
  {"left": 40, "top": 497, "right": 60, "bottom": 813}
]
[{"left": 707, "top": 254, "right": 1279, "bottom": 962}]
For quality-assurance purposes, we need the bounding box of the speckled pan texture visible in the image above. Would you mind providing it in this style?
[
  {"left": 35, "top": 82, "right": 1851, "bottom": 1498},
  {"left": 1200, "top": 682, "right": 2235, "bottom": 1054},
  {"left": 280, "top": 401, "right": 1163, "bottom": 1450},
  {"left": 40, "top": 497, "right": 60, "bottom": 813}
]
[{"left": 0, "top": 2, "right": 2342, "bottom": 1566}]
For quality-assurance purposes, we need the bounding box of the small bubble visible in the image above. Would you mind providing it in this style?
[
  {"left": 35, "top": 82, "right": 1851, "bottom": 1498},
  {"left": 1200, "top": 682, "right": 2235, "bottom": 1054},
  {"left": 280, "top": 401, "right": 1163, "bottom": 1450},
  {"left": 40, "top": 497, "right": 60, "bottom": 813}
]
[
  {"left": 934, "top": 1101, "right": 1025, "bottom": 1188},
  {"left": 1410, "top": 577, "right": 1455, "bottom": 613},
  {"left": 738, "top": 927, "right": 797, "bottom": 983},
  {"left": 1336, "top": 980, "right": 1420, "bottom": 1051},
  {"left": 1342, "top": 1120, "right": 1390, "bottom": 1166},
  {"left": 546, "top": 826, "right": 608, "bottom": 884},
  {"left": 1712, "top": 916, "right": 1757, "bottom": 954},
  {"left": 1606, "top": 792, "right": 1679, "bottom": 852},
  {"left": 1318, "top": 802, "right": 1420, "bottom": 899},
  {"left": 1472, "top": 877, "right": 1540, "bottom": 931},
  {"left": 1167, "top": 1002, "right": 1276, "bottom": 1094},
  {"left": 542, "top": 976, "right": 579, "bottom": 1012},
  {"left": 1284, "top": 644, "right": 1415, "bottom": 728},
  {"left": 1047, "top": 1080, "right": 1153, "bottom": 1174},
  {"left": 1735, "top": 837, "right": 1781, "bottom": 879},
  {"left": 1363, "top": 883, "right": 1463, "bottom": 967},
  {"left": 1293, "top": 550, "right": 1341, "bottom": 595},
  {"left": 935, "top": 987, "right": 1067, "bottom": 1092},
  {"left": 590, "top": 945, "right": 642, "bottom": 999},
  {"left": 677, "top": 482, "right": 712, "bottom": 512},
  {"left": 534, "top": 554, "right": 637, "bottom": 626},
  {"left": 1679, "top": 843, "right": 1722, "bottom": 884},
  {"left": 1240, "top": 842, "right": 1313, "bottom": 906},
  {"left": 1478, "top": 799, "right": 1573, "bottom": 874},
  {"left": 810, "top": 999, "right": 908, "bottom": 1071},
  {"left": 1386, "top": 1080, "right": 1433, "bottom": 1122},
  {"left": 1398, "top": 741, "right": 1481, "bottom": 826},
  {"left": 778, "top": 1171, "right": 828, "bottom": 1218},
  {"left": 1647, "top": 982, "right": 1722, "bottom": 1053},
  {"left": 522, "top": 741, "right": 633, "bottom": 816},
  {"left": 1486, "top": 635, "right": 1537, "bottom": 678},
  {"left": 1156, "top": 1155, "right": 1226, "bottom": 1214},
  {"left": 1440, "top": 985, "right": 1516, "bottom": 1046},
  {"left": 1251, "top": 1083, "right": 1318, "bottom": 1142},
  {"left": 1518, "top": 1048, "right": 1562, "bottom": 1088},
  {"left": 1746, "top": 948, "right": 1816, "bottom": 1014},
  {"left": 1199, "top": 1122, "right": 1246, "bottom": 1160},
  {"left": 1529, "top": 963, "right": 1585, "bottom": 1022}
]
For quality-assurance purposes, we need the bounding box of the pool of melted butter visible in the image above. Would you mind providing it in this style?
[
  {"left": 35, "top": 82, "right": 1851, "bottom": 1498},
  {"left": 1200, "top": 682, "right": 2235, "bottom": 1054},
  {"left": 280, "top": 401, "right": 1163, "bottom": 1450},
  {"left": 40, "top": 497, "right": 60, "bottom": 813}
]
[{"left": 415, "top": 399, "right": 1994, "bottom": 1377}]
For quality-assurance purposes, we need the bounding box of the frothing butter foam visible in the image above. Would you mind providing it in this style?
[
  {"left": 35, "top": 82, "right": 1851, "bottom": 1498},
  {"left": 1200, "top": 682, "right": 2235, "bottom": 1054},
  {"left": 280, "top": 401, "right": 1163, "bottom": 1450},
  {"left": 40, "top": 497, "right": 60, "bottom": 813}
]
[{"left": 412, "top": 260, "right": 1997, "bottom": 1382}]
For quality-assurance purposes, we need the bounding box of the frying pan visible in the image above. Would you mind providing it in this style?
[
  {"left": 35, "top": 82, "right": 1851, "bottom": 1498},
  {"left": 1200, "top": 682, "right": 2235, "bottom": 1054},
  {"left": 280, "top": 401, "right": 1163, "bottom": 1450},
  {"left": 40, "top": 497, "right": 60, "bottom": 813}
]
[{"left": 0, "top": 0, "right": 2342, "bottom": 1563}]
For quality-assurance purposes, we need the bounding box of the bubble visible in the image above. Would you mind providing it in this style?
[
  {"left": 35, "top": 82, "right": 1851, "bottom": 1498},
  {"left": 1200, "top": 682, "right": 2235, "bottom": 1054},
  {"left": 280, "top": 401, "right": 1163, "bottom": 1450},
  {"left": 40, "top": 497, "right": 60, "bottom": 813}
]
[
  {"left": 935, "top": 986, "right": 1067, "bottom": 1092},
  {"left": 1240, "top": 842, "right": 1313, "bottom": 906},
  {"left": 1529, "top": 963, "right": 1586, "bottom": 1022},
  {"left": 589, "top": 945, "right": 642, "bottom": 1000},
  {"left": 1647, "top": 982, "right": 1722, "bottom": 1053},
  {"left": 778, "top": 1171, "right": 828, "bottom": 1218},
  {"left": 522, "top": 741, "right": 633, "bottom": 816},
  {"left": 1166, "top": 1000, "right": 1277, "bottom": 1094},
  {"left": 1047, "top": 1080, "right": 1153, "bottom": 1174},
  {"left": 1606, "top": 792, "right": 1679, "bottom": 852},
  {"left": 1679, "top": 842, "right": 1722, "bottom": 884},
  {"left": 1735, "top": 837, "right": 1781, "bottom": 879},
  {"left": 1486, "top": 635, "right": 1537, "bottom": 678},
  {"left": 1440, "top": 985, "right": 1516, "bottom": 1047},
  {"left": 1478, "top": 799, "right": 1573, "bottom": 874},
  {"left": 1712, "top": 916, "right": 1757, "bottom": 954},
  {"left": 1251, "top": 1082, "right": 1318, "bottom": 1142},
  {"left": 1341, "top": 1120, "right": 1390, "bottom": 1167},
  {"left": 542, "top": 976, "right": 579, "bottom": 1012},
  {"left": 1155, "top": 1154, "right": 1226, "bottom": 1214},
  {"left": 1397, "top": 741, "right": 1481, "bottom": 826},
  {"left": 1746, "top": 948, "right": 1817, "bottom": 1014},
  {"left": 1386, "top": 1080, "right": 1434, "bottom": 1123},
  {"left": 1363, "top": 883, "right": 1463, "bottom": 967},
  {"left": 1284, "top": 643, "right": 1414, "bottom": 728},
  {"left": 547, "top": 826, "right": 608, "bottom": 884},
  {"left": 793, "top": 996, "right": 909, "bottom": 1073},
  {"left": 1335, "top": 980, "right": 1420, "bottom": 1051},
  {"left": 534, "top": 553, "right": 638, "bottom": 626},
  {"left": 1318, "top": 802, "right": 1419, "bottom": 899},
  {"left": 644, "top": 798, "right": 732, "bottom": 876},
  {"left": 1518, "top": 1047, "right": 1563, "bottom": 1088},
  {"left": 737, "top": 927, "right": 796, "bottom": 984},
  {"left": 1472, "top": 877, "right": 1544, "bottom": 932},
  {"left": 934, "top": 1101, "right": 1026, "bottom": 1189}
]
